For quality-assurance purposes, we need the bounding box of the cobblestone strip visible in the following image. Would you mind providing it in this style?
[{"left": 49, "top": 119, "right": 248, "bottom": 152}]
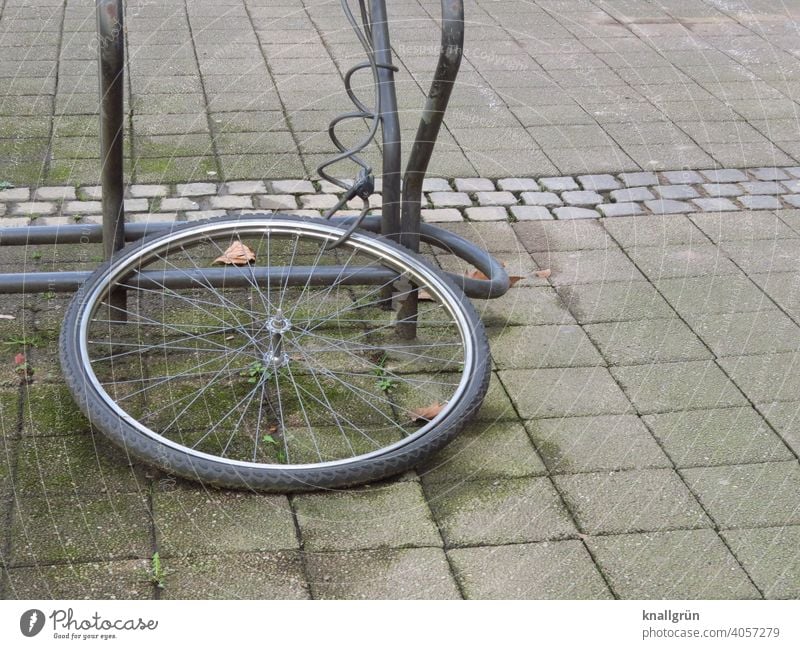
[{"left": 4, "top": 167, "right": 800, "bottom": 226}]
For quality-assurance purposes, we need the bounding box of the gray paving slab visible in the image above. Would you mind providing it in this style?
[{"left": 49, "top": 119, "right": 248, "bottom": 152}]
[
  {"left": 448, "top": 541, "right": 612, "bottom": 599},
  {"left": 722, "top": 526, "right": 800, "bottom": 599},
  {"left": 655, "top": 275, "right": 773, "bottom": 316},
  {"left": 555, "top": 281, "right": 675, "bottom": 323},
  {"left": 611, "top": 360, "right": 748, "bottom": 414},
  {"left": 488, "top": 324, "right": 604, "bottom": 369},
  {"left": 681, "top": 462, "right": 800, "bottom": 529},
  {"left": 554, "top": 468, "right": 711, "bottom": 535},
  {"left": 587, "top": 530, "right": 760, "bottom": 599},
  {"left": 526, "top": 414, "right": 669, "bottom": 474},
  {"left": 426, "top": 477, "right": 577, "bottom": 547},
  {"left": 683, "top": 310, "right": 800, "bottom": 357},
  {"left": 643, "top": 408, "right": 794, "bottom": 468},
  {"left": 307, "top": 548, "right": 460, "bottom": 599},
  {"left": 5, "top": 560, "right": 153, "bottom": 599}
]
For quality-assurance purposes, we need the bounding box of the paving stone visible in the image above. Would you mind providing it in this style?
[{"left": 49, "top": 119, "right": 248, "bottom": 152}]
[
  {"left": 577, "top": 174, "right": 621, "bottom": 191},
  {"left": 611, "top": 360, "right": 748, "bottom": 414},
  {"left": 681, "top": 461, "right": 800, "bottom": 528},
  {"left": 758, "top": 401, "right": 800, "bottom": 456},
  {"left": 465, "top": 206, "right": 507, "bottom": 221},
  {"left": 257, "top": 194, "right": 297, "bottom": 210},
  {"left": 700, "top": 168, "right": 748, "bottom": 183},
  {"left": 740, "top": 181, "right": 783, "bottom": 194},
  {"left": 497, "top": 177, "right": 539, "bottom": 192},
  {"left": 33, "top": 186, "right": 76, "bottom": 201},
  {"left": 588, "top": 529, "right": 760, "bottom": 599},
  {"left": 204, "top": 195, "right": 252, "bottom": 210},
  {"left": 554, "top": 468, "right": 710, "bottom": 535},
  {"left": 562, "top": 190, "right": 603, "bottom": 206},
  {"left": 556, "top": 281, "right": 674, "bottom": 323},
  {"left": 722, "top": 526, "right": 800, "bottom": 598},
  {"left": 129, "top": 184, "right": 168, "bottom": 198},
  {"left": 489, "top": 324, "right": 604, "bottom": 369},
  {"left": 781, "top": 180, "right": 800, "bottom": 193},
  {"left": 510, "top": 205, "right": 552, "bottom": 220},
  {"left": 307, "top": 548, "right": 459, "bottom": 599},
  {"left": 10, "top": 493, "right": 152, "bottom": 565},
  {"left": 12, "top": 202, "right": 55, "bottom": 215},
  {"left": 553, "top": 206, "right": 599, "bottom": 220},
  {"left": 500, "top": 367, "right": 632, "bottom": 419},
  {"left": 526, "top": 414, "right": 669, "bottom": 474},
  {"left": 514, "top": 219, "right": 612, "bottom": 252},
  {"left": 426, "top": 477, "right": 577, "bottom": 546},
  {"left": 655, "top": 275, "right": 771, "bottom": 315},
  {"left": 691, "top": 212, "right": 798, "bottom": 243},
  {"left": 585, "top": 318, "right": 711, "bottom": 365},
  {"left": 473, "top": 372, "right": 520, "bottom": 422},
  {"left": 722, "top": 239, "right": 800, "bottom": 274},
  {"left": 597, "top": 202, "right": 645, "bottom": 217},
  {"left": 441, "top": 221, "right": 524, "bottom": 252},
  {"left": 175, "top": 182, "right": 217, "bottom": 197},
  {"left": 618, "top": 171, "right": 659, "bottom": 186},
  {"left": 428, "top": 191, "right": 472, "bottom": 208},
  {"left": 690, "top": 197, "right": 739, "bottom": 212},
  {"left": 785, "top": 167, "right": 800, "bottom": 178},
  {"left": 294, "top": 481, "right": 441, "bottom": 551},
  {"left": 123, "top": 198, "right": 149, "bottom": 212},
  {"left": 159, "top": 197, "right": 198, "bottom": 211},
  {"left": 0, "top": 187, "right": 30, "bottom": 201},
  {"left": 454, "top": 178, "right": 495, "bottom": 192},
  {"left": 531, "top": 249, "right": 645, "bottom": 285},
  {"left": 6, "top": 559, "right": 153, "bottom": 599},
  {"left": 644, "top": 198, "right": 694, "bottom": 214},
  {"left": 702, "top": 182, "right": 744, "bottom": 197},
  {"left": 153, "top": 489, "right": 298, "bottom": 556},
  {"left": 31, "top": 216, "right": 72, "bottom": 226},
  {"left": 520, "top": 191, "right": 562, "bottom": 206},
  {"left": 58, "top": 200, "right": 100, "bottom": 215},
  {"left": 719, "top": 352, "right": 800, "bottom": 403},
  {"left": 751, "top": 167, "right": 790, "bottom": 181},
  {"left": 643, "top": 407, "right": 793, "bottom": 468},
  {"left": 160, "top": 552, "right": 309, "bottom": 600},
  {"left": 537, "top": 177, "right": 577, "bottom": 192},
  {"left": 626, "top": 243, "right": 739, "bottom": 280},
  {"left": 0, "top": 215, "right": 27, "bottom": 227},
  {"left": 421, "top": 208, "right": 463, "bottom": 222},
  {"left": 127, "top": 212, "right": 179, "bottom": 223},
  {"left": 448, "top": 541, "right": 612, "bottom": 599},
  {"left": 184, "top": 209, "right": 227, "bottom": 221},
  {"left": 474, "top": 287, "right": 575, "bottom": 328},
  {"left": 20, "top": 384, "right": 88, "bottom": 437},
  {"left": 610, "top": 187, "right": 654, "bottom": 202},
  {"left": 738, "top": 194, "right": 782, "bottom": 210},
  {"left": 684, "top": 309, "right": 800, "bottom": 357},
  {"left": 223, "top": 180, "right": 267, "bottom": 195},
  {"left": 654, "top": 184, "right": 699, "bottom": 200},
  {"left": 421, "top": 178, "right": 452, "bottom": 192},
  {"left": 269, "top": 179, "right": 315, "bottom": 194},
  {"left": 298, "top": 193, "right": 338, "bottom": 209},
  {"left": 784, "top": 194, "right": 800, "bottom": 208},
  {"left": 420, "top": 420, "right": 545, "bottom": 483},
  {"left": 662, "top": 170, "right": 704, "bottom": 184},
  {"left": 602, "top": 214, "right": 707, "bottom": 248}
]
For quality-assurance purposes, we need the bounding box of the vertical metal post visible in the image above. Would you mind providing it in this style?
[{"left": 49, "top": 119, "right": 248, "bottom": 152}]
[
  {"left": 97, "top": 0, "right": 126, "bottom": 316},
  {"left": 370, "top": 0, "right": 401, "bottom": 243},
  {"left": 396, "top": 0, "right": 464, "bottom": 339}
]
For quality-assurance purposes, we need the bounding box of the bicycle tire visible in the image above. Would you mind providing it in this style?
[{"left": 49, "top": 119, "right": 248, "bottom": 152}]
[{"left": 60, "top": 214, "right": 490, "bottom": 491}]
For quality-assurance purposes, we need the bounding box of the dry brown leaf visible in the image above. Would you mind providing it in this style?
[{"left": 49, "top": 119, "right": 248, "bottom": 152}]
[
  {"left": 213, "top": 241, "right": 256, "bottom": 266},
  {"left": 14, "top": 353, "right": 25, "bottom": 365},
  {"left": 535, "top": 268, "right": 552, "bottom": 279},
  {"left": 468, "top": 262, "right": 526, "bottom": 288},
  {"left": 410, "top": 401, "right": 445, "bottom": 423},
  {"left": 417, "top": 289, "right": 434, "bottom": 301},
  {"left": 508, "top": 275, "right": 524, "bottom": 287}
]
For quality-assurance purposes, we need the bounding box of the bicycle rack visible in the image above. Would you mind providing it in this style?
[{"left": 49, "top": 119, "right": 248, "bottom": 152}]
[{"left": 0, "top": 0, "right": 509, "bottom": 302}]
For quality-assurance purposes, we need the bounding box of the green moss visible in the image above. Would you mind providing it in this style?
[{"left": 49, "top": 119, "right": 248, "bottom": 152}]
[{"left": 22, "top": 384, "right": 89, "bottom": 436}]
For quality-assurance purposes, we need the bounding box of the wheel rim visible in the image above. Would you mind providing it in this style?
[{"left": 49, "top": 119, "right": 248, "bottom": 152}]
[{"left": 76, "top": 218, "right": 477, "bottom": 471}]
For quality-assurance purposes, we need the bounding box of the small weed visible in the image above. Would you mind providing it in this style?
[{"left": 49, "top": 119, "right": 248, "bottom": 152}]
[
  {"left": 3, "top": 335, "right": 44, "bottom": 349},
  {"left": 262, "top": 433, "right": 287, "bottom": 463},
  {"left": 0, "top": 181, "right": 14, "bottom": 190},
  {"left": 149, "top": 552, "right": 167, "bottom": 589},
  {"left": 373, "top": 353, "right": 396, "bottom": 393},
  {"left": 241, "top": 360, "right": 272, "bottom": 384},
  {"left": 41, "top": 291, "right": 56, "bottom": 300},
  {"left": 30, "top": 251, "right": 42, "bottom": 261}
]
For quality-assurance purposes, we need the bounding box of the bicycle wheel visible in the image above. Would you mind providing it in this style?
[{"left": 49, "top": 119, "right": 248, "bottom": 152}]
[{"left": 60, "top": 214, "right": 490, "bottom": 491}]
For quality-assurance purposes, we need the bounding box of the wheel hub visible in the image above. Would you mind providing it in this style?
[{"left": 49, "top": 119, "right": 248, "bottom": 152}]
[{"left": 265, "top": 309, "right": 291, "bottom": 367}]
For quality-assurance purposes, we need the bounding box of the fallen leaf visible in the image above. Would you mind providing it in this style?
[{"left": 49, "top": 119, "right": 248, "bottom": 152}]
[
  {"left": 213, "top": 241, "right": 256, "bottom": 266},
  {"left": 410, "top": 401, "right": 445, "bottom": 423},
  {"left": 13, "top": 353, "right": 25, "bottom": 365},
  {"left": 508, "top": 275, "right": 525, "bottom": 287},
  {"left": 468, "top": 268, "right": 490, "bottom": 281},
  {"left": 467, "top": 262, "right": 526, "bottom": 287},
  {"left": 0, "top": 314, "right": 15, "bottom": 320},
  {"left": 417, "top": 289, "right": 434, "bottom": 301},
  {"left": 535, "top": 268, "right": 552, "bottom": 279}
]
